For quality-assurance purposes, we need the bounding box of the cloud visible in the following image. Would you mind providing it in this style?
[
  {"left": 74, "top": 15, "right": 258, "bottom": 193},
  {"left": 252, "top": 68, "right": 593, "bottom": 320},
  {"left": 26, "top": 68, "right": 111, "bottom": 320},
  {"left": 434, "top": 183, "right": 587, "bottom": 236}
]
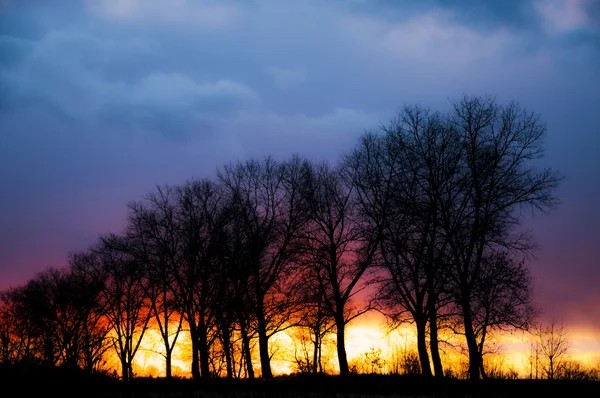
[
  {"left": 129, "top": 73, "right": 259, "bottom": 109},
  {"left": 87, "top": 0, "right": 238, "bottom": 28},
  {"left": 536, "top": 0, "right": 596, "bottom": 34},
  {"left": 341, "top": 9, "right": 512, "bottom": 64},
  {"left": 265, "top": 67, "right": 306, "bottom": 90},
  {"left": 1, "top": 29, "right": 260, "bottom": 139}
]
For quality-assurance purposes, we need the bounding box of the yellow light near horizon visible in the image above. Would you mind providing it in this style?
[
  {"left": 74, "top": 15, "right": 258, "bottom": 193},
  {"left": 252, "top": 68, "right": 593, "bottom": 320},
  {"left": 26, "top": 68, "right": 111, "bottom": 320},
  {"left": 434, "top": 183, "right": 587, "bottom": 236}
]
[
  {"left": 104, "top": 327, "right": 192, "bottom": 378},
  {"left": 103, "top": 315, "right": 600, "bottom": 379}
]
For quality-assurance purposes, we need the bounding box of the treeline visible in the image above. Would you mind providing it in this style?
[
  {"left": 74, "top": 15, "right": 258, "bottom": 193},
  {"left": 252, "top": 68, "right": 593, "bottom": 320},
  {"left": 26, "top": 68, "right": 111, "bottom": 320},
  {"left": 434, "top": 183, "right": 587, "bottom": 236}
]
[{"left": 0, "top": 96, "right": 561, "bottom": 381}]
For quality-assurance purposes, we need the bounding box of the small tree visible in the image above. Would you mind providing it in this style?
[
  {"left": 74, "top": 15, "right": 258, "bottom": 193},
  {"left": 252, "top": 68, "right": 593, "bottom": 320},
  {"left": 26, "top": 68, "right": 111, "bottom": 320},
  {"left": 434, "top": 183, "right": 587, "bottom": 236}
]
[{"left": 538, "top": 319, "right": 569, "bottom": 380}]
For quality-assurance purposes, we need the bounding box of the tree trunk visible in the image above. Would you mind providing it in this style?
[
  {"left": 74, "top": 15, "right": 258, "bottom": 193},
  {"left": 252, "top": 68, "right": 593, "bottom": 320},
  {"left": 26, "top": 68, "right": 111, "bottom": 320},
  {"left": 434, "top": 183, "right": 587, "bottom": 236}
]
[
  {"left": 198, "top": 317, "right": 211, "bottom": 378},
  {"left": 240, "top": 322, "right": 255, "bottom": 379},
  {"left": 462, "top": 299, "right": 481, "bottom": 380},
  {"left": 416, "top": 317, "right": 432, "bottom": 377},
  {"left": 429, "top": 308, "right": 444, "bottom": 378},
  {"left": 163, "top": 289, "right": 172, "bottom": 379},
  {"left": 256, "top": 303, "right": 273, "bottom": 378},
  {"left": 128, "top": 361, "right": 134, "bottom": 381},
  {"left": 480, "top": 361, "right": 487, "bottom": 379},
  {"left": 188, "top": 321, "right": 201, "bottom": 380},
  {"left": 222, "top": 327, "right": 233, "bottom": 379},
  {"left": 165, "top": 348, "right": 172, "bottom": 379},
  {"left": 312, "top": 329, "right": 319, "bottom": 374},
  {"left": 335, "top": 311, "right": 349, "bottom": 376},
  {"left": 121, "top": 355, "right": 129, "bottom": 382}
]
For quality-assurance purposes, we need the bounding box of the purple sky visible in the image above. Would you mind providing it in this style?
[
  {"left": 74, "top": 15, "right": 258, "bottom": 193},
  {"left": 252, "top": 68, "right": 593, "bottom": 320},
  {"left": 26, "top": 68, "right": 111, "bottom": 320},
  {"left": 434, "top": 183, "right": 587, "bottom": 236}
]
[{"left": 1, "top": 0, "right": 599, "bottom": 332}]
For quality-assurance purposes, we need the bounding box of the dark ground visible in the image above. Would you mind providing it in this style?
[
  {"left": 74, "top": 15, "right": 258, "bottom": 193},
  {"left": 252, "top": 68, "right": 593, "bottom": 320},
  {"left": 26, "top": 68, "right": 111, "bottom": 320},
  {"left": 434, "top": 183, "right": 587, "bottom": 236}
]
[{"left": 1, "top": 365, "right": 598, "bottom": 398}]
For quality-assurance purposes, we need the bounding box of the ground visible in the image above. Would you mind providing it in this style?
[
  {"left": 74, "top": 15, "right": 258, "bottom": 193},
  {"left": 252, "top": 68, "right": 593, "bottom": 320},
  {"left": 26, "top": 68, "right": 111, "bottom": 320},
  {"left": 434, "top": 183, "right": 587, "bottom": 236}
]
[{"left": 1, "top": 366, "right": 598, "bottom": 398}]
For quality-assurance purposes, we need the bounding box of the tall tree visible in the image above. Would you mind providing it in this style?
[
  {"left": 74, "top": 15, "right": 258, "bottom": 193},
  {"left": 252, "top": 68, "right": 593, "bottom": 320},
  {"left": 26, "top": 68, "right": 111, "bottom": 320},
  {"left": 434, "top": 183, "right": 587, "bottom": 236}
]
[
  {"left": 375, "top": 107, "right": 459, "bottom": 377},
  {"left": 218, "top": 156, "right": 306, "bottom": 378},
  {"left": 443, "top": 96, "right": 561, "bottom": 379},
  {"left": 299, "top": 161, "right": 376, "bottom": 376},
  {"left": 345, "top": 110, "right": 457, "bottom": 377},
  {"left": 96, "top": 235, "right": 151, "bottom": 382},
  {"left": 174, "top": 178, "right": 230, "bottom": 379},
  {"left": 126, "top": 186, "right": 185, "bottom": 379}
]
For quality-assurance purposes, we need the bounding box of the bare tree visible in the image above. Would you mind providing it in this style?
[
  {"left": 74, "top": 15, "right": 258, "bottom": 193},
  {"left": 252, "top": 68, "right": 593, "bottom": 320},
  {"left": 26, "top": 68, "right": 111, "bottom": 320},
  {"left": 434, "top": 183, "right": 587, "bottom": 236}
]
[
  {"left": 68, "top": 251, "right": 112, "bottom": 373},
  {"left": 344, "top": 108, "right": 458, "bottom": 377},
  {"left": 219, "top": 216, "right": 258, "bottom": 378},
  {"left": 217, "top": 156, "right": 307, "bottom": 378},
  {"left": 20, "top": 271, "right": 62, "bottom": 367},
  {"left": 298, "top": 161, "right": 377, "bottom": 375},
  {"left": 537, "top": 319, "right": 569, "bottom": 380},
  {"left": 345, "top": 96, "right": 560, "bottom": 380},
  {"left": 95, "top": 235, "right": 151, "bottom": 382},
  {"left": 38, "top": 267, "right": 87, "bottom": 369},
  {"left": 292, "top": 269, "right": 336, "bottom": 374},
  {"left": 173, "top": 178, "right": 231, "bottom": 379},
  {"left": 0, "top": 288, "right": 38, "bottom": 365},
  {"left": 470, "top": 252, "right": 538, "bottom": 378},
  {"left": 441, "top": 95, "right": 561, "bottom": 379},
  {"left": 126, "top": 186, "right": 185, "bottom": 379}
]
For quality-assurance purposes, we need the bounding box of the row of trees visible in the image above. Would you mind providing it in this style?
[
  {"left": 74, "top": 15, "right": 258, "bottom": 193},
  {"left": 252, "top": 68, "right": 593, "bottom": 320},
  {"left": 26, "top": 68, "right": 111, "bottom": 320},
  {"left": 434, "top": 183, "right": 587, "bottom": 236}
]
[{"left": 0, "top": 96, "right": 561, "bottom": 380}]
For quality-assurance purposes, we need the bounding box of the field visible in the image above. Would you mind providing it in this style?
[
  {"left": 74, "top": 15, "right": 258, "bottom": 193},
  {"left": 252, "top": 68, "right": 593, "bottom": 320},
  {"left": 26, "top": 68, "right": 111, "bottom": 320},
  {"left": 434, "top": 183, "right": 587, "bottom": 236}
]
[{"left": 1, "top": 367, "right": 599, "bottom": 398}]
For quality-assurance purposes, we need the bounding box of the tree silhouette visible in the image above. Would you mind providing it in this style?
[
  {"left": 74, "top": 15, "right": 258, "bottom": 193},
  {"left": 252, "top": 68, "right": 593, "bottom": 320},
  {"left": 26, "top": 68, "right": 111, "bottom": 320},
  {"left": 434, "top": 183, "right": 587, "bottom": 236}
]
[
  {"left": 217, "top": 156, "right": 307, "bottom": 378},
  {"left": 442, "top": 96, "right": 561, "bottom": 379},
  {"left": 344, "top": 108, "right": 456, "bottom": 377},
  {"left": 298, "top": 160, "right": 376, "bottom": 376},
  {"left": 537, "top": 319, "right": 569, "bottom": 380},
  {"left": 68, "top": 251, "right": 112, "bottom": 373},
  {"left": 126, "top": 186, "right": 185, "bottom": 379},
  {"left": 95, "top": 235, "right": 151, "bottom": 382},
  {"left": 173, "top": 178, "right": 230, "bottom": 379}
]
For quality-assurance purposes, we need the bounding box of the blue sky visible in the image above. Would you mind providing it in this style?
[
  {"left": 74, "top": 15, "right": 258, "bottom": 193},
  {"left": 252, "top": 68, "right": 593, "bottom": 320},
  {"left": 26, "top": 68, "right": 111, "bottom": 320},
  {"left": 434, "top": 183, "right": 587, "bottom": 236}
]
[{"left": 0, "top": 0, "right": 599, "bottom": 330}]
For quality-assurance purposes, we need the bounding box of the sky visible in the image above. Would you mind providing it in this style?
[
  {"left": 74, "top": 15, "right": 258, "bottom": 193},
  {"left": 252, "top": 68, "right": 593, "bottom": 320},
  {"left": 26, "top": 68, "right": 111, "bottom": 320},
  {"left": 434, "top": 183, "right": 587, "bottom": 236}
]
[{"left": 0, "top": 0, "right": 599, "bottom": 338}]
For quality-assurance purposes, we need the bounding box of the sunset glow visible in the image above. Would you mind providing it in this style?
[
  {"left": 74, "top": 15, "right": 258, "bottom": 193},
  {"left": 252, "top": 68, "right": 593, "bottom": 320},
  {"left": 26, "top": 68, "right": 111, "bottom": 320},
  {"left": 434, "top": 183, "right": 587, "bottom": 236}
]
[{"left": 99, "top": 313, "right": 600, "bottom": 379}]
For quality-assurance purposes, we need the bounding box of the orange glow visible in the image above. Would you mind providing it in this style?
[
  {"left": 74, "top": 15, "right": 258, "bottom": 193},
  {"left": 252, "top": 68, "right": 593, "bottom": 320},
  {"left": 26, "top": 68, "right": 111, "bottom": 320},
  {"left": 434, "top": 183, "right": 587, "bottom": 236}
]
[{"left": 102, "top": 314, "right": 600, "bottom": 379}]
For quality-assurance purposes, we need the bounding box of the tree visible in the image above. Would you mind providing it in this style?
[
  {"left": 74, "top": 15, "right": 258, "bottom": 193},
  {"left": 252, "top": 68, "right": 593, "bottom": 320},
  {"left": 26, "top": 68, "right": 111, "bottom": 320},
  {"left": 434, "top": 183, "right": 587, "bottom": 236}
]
[
  {"left": 95, "top": 235, "right": 151, "bottom": 382},
  {"left": 217, "top": 156, "right": 307, "bottom": 378},
  {"left": 345, "top": 95, "right": 560, "bottom": 380},
  {"left": 0, "top": 288, "right": 37, "bottom": 365},
  {"left": 440, "top": 95, "right": 561, "bottom": 379},
  {"left": 126, "top": 186, "right": 185, "bottom": 379},
  {"left": 344, "top": 107, "right": 457, "bottom": 377},
  {"left": 37, "top": 267, "right": 87, "bottom": 369},
  {"left": 468, "top": 251, "right": 538, "bottom": 378},
  {"left": 20, "top": 271, "right": 62, "bottom": 367},
  {"left": 68, "top": 251, "right": 112, "bottom": 373},
  {"left": 298, "top": 160, "right": 376, "bottom": 376},
  {"left": 292, "top": 269, "right": 336, "bottom": 374},
  {"left": 537, "top": 319, "right": 569, "bottom": 380},
  {"left": 174, "top": 178, "right": 231, "bottom": 379}
]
